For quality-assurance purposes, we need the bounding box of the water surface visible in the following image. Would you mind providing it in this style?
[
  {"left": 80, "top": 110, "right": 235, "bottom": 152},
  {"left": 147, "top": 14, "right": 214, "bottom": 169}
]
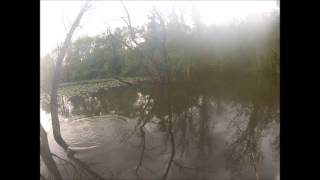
[{"left": 41, "top": 74, "right": 279, "bottom": 180}]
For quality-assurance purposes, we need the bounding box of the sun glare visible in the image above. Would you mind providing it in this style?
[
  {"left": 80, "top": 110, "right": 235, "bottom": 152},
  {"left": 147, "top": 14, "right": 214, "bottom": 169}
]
[
  {"left": 41, "top": 1, "right": 279, "bottom": 57},
  {"left": 192, "top": 1, "right": 279, "bottom": 25}
]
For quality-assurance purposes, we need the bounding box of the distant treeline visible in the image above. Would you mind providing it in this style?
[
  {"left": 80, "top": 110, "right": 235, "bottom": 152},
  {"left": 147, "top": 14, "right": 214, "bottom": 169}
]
[{"left": 41, "top": 8, "right": 279, "bottom": 92}]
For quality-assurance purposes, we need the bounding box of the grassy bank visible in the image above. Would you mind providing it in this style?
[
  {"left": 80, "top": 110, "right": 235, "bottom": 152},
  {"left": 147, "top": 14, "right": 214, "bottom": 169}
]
[{"left": 57, "top": 77, "right": 149, "bottom": 98}]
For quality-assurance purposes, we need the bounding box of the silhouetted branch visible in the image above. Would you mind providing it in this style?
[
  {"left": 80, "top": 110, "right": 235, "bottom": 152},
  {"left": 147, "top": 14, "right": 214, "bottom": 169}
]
[
  {"left": 162, "top": 114, "right": 175, "bottom": 180},
  {"left": 50, "top": 0, "right": 91, "bottom": 151},
  {"left": 122, "top": 95, "right": 152, "bottom": 142},
  {"left": 40, "top": 124, "right": 63, "bottom": 180},
  {"left": 120, "top": 0, "right": 141, "bottom": 48},
  {"left": 135, "top": 127, "right": 146, "bottom": 180}
]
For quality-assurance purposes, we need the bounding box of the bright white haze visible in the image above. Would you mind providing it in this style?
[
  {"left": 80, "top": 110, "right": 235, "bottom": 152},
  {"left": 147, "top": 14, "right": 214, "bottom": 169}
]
[{"left": 41, "top": 0, "right": 279, "bottom": 57}]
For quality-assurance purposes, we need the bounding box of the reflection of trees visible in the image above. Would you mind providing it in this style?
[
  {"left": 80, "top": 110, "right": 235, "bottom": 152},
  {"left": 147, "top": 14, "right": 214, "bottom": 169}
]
[
  {"left": 126, "top": 85, "right": 179, "bottom": 180},
  {"left": 136, "top": 84, "right": 217, "bottom": 179},
  {"left": 161, "top": 86, "right": 176, "bottom": 180},
  {"left": 64, "top": 87, "right": 138, "bottom": 117},
  {"left": 161, "top": 114, "right": 175, "bottom": 180},
  {"left": 128, "top": 87, "right": 178, "bottom": 180},
  {"left": 96, "top": 88, "right": 138, "bottom": 117},
  {"left": 141, "top": 78, "right": 279, "bottom": 179},
  {"left": 42, "top": 74, "right": 279, "bottom": 179},
  {"left": 226, "top": 102, "right": 264, "bottom": 179},
  {"left": 225, "top": 80, "right": 279, "bottom": 180},
  {"left": 69, "top": 95, "right": 102, "bottom": 116},
  {"left": 170, "top": 94, "right": 217, "bottom": 179},
  {"left": 134, "top": 95, "right": 153, "bottom": 179},
  {"left": 198, "top": 95, "right": 213, "bottom": 157},
  {"left": 271, "top": 130, "right": 280, "bottom": 160}
]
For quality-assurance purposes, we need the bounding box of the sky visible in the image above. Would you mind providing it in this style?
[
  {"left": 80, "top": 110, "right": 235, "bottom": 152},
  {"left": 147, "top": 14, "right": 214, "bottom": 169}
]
[{"left": 41, "top": 0, "right": 279, "bottom": 57}]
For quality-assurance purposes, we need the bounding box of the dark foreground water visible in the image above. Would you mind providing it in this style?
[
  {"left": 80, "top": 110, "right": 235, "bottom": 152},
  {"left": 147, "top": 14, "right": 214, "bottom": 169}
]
[{"left": 41, "top": 74, "right": 279, "bottom": 180}]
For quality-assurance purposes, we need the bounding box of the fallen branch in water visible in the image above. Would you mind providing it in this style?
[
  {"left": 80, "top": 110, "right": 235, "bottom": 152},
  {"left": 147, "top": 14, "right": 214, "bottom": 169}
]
[{"left": 113, "top": 76, "right": 133, "bottom": 86}]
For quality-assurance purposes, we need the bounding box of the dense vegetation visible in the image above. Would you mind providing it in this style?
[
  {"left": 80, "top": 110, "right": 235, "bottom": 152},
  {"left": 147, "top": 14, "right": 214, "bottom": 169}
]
[
  {"left": 40, "top": 4, "right": 279, "bottom": 179},
  {"left": 41, "top": 8, "right": 279, "bottom": 93}
]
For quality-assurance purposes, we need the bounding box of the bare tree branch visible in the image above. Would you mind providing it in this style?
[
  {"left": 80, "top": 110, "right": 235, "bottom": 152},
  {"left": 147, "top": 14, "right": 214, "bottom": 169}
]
[
  {"left": 62, "top": 16, "right": 68, "bottom": 34},
  {"left": 120, "top": 0, "right": 142, "bottom": 48},
  {"left": 152, "top": 7, "right": 171, "bottom": 83},
  {"left": 50, "top": 0, "right": 91, "bottom": 151}
]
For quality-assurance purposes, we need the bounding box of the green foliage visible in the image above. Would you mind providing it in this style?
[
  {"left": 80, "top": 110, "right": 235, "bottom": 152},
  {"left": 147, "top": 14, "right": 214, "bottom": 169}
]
[
  {"left": 40, "top": 53, "right": 56, "bottom": 93},
  {"left": 58, "top": 77, "right": 148, "bottom": 98},
  {"left": 41, "top": 9, "right": 279, "bottom": 84}
]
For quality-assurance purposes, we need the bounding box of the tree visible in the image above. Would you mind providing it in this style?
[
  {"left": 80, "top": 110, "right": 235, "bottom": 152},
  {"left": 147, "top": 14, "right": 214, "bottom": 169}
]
[
  {"left": 50, "top": 0, "right": 91, "bottom": 151},
  {"left": 40, "top": 124, "right": 62, "bottom": 179},
  {"left": 41, "top": 2, "right": 280, "bottom": 85}
]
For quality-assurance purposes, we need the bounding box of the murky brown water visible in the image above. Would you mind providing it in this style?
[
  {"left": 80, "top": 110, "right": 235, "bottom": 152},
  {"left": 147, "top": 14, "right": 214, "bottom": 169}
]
[{"left": 41, "top": 74, "right": 279, "bottom": 180}]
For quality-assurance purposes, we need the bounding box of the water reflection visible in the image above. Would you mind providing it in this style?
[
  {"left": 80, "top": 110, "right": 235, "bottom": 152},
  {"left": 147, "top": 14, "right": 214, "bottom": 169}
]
[{"left": 41, "top": 75, "right": 279, "bottom": 179}]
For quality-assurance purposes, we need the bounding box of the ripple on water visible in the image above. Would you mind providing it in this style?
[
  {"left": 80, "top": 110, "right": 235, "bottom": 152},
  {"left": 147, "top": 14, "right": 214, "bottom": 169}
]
[{"left": 61, "top": 114, "right": 133, "bottom": 149}]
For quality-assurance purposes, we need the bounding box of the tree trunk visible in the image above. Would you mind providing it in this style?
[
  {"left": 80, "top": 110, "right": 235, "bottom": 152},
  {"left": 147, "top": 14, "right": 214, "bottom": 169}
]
[
  {"left": 50, "top": 1, "right": 90, "bottom": 151},
  {"left": 40, "top": 124, "right": 62, "bottom": 180}
]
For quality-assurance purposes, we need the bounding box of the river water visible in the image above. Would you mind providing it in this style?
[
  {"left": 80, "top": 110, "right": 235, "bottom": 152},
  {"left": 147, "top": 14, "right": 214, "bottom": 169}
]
[{"left": 41, "top": 74, "right": 279, "bottom": 180}]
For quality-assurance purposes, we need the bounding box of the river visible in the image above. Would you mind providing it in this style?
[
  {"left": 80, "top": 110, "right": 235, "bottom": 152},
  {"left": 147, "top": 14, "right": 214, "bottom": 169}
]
[{"left": 41, "top": 74, "right": 279, "bottom": 180}]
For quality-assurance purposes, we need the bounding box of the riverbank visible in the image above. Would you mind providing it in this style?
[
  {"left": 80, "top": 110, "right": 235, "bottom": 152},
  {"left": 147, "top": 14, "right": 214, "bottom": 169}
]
[{"left": 57, "top": 76, "right": 149, "bottom": 98}]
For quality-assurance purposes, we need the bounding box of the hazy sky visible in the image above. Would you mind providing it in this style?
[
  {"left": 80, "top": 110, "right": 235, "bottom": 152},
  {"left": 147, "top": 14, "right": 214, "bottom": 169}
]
[{"left": 41, "top": 1, "right": 279, "bottom": 57}]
